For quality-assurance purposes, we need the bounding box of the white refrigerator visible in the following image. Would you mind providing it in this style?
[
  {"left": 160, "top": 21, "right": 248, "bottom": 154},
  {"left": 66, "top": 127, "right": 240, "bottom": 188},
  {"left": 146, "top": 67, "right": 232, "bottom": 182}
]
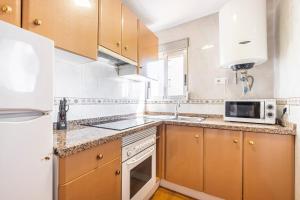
[{"left": 0, "top": 21, "right": 54, "bottom": 200}]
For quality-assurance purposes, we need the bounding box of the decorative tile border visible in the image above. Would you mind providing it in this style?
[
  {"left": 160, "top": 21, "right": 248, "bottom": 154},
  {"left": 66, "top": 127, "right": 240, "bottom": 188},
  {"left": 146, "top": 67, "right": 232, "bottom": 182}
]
[
  {"left": 53, "top": 97, "right": 300, "bottom": 106},
  {"left": 147, "top": 98, "right": 300, "bottom": 106},
  {"left": 54, "top": 97, "right": 145, "bottom": 105},
  {"left": 146, "top": 99, "right": 224, "bottom": 104}
]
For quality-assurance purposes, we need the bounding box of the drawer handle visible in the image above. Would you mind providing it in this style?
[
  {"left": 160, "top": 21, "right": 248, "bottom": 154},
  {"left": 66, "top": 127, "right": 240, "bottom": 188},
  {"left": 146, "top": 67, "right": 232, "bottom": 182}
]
[
  {"left": 96, "top": 154, "right": 104, "bottom": 160},
  {"left": 249, "top": 140, "right": 255, "bottom": 145},
  {"left": 194, "top": 134, "right": 200, "bottom": 139},
  {"left": 33, "top": 19, "right": 42, "bottom": 26},
  {"left": 1, "top": 5, "right": 12, "bottom": 13},
  {"left": 124, "top": 46, "right": 128, "bottom": 51},
  {"left": 233, "top": 139, "right": 239, "bottom": 144},
  {"left": 116, "top": 42, "right": 121, "bottom": 47},
  {"left": 115, "top": 170, "right": 121, "bottom": 176}
]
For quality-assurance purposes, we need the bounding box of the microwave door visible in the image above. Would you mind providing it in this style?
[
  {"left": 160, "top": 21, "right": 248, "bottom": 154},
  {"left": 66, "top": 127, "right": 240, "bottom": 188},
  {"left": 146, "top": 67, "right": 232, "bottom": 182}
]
[{"left": 226, "top": 101, "right": 261, "bottom": 119}]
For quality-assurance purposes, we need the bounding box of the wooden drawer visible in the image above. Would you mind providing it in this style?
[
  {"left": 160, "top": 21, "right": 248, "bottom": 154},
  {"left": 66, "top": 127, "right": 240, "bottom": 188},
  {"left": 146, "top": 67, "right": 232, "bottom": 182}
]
[{"left": 59, "top": 139, "right": 121, "bottom": 185}]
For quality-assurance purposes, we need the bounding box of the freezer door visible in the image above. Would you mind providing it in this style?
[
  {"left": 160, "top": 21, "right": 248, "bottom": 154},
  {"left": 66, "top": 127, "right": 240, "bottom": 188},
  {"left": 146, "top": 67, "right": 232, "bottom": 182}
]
[
  {"left": 0, "top": 114, "right": 53, "bottom": 200},
  {"left": 0, "top": 21, "right": 54, "bottom": 112}
]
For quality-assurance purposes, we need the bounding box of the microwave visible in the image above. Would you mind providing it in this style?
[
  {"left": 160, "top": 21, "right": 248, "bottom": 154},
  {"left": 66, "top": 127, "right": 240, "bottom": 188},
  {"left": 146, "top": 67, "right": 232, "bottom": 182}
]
[{"left": 224, "top": 99, "right": 276, "bottom": 124}]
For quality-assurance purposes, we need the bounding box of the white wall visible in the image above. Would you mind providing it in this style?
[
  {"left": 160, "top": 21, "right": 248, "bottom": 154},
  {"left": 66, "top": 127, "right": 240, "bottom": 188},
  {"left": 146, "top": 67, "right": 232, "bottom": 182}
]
[
  {"left": 52, "top": 50, "right": 145, "bottom": 122},
  {"left": 273, "top": 0, "right": 300, "bottom": 199},
  {"left": 156, "top": 0, "right": 276, "bottom": 100},
  {"left": 146, "top": 0, "right": 276, "bottom": 114}
]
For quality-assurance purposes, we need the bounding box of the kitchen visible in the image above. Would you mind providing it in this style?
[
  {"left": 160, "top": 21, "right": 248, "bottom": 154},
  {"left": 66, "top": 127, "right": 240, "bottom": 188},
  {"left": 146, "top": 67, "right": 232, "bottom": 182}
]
[{"left": 0, "top": 0, "right": 299, "bottom": 200}]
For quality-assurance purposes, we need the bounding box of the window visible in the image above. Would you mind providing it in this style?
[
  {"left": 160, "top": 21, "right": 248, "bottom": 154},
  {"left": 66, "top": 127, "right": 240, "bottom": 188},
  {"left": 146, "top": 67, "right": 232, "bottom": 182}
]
[{"left": 145, "top": 38, "right": 189, "bottom": 99}]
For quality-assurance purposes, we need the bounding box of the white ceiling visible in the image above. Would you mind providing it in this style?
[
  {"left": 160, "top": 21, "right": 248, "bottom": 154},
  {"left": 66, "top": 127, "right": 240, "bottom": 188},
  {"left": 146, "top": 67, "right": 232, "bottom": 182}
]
[{"left": 123, "top": 0, "right": 230, "bottom": 32}]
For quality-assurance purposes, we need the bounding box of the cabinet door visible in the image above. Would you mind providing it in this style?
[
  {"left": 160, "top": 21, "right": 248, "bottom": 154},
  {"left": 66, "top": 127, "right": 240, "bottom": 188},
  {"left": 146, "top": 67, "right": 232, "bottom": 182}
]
[
  {"left": 0, "top": 0, "right": 21, "bottom": 26},
  {"left": 138, "top": 21, "right": 158, "bottom": 68},
  {"left": 99, "top": 0, "right": 122, "bottom": 54},
  {"left": 59, "top": 157, "right": 121, "bottom": 200},
  {"left": 166, "top": 125, "right": 203, "bottom": 191},
  {"left": 22, "top": 0, "right": 98, "bottom": 59},
  {"left": 121, "top": 5, "right": 138, "bottom": 62},
  {"left": 204, "top": 129, "right": 242, "bottom": 200},
  {"left": 95, "top": 157, "right": 121, "bottom": 200},
  {"left": 59, "top": 169, "right": 98, "bottom": 200},
  {"left": 243, "top": 132, "right": 294, "bottom": 200}
]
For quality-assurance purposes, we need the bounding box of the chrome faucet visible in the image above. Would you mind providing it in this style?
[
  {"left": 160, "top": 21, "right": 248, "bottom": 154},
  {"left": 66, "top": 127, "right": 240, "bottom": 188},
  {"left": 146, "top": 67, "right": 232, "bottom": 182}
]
[{"left": 174, "top": 100, "right": 181, "bottom": 119}]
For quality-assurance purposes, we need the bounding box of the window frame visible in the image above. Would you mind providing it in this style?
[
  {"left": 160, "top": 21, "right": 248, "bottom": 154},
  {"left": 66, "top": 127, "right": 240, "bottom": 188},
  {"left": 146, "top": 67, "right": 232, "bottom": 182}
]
[{"left": 146, "top": 48, "right": 188, "bottom": 100}]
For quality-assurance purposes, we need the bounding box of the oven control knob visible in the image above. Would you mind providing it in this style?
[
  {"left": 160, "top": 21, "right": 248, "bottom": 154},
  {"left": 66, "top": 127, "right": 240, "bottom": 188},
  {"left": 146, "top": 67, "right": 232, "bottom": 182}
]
[
  {"left": 267, "top": 112, "right": 274, "bottom": 118},
  {"left": 267, "top": 104, "right": 274, "bottom": 110},
  {"left": 127, "top": 151, "right": 133, "bottom": 157}
]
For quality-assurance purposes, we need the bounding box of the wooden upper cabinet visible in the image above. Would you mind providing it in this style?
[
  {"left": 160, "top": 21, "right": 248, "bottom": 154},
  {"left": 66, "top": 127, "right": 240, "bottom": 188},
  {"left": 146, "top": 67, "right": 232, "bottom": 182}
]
[
  {"left": 59, "top": 157, "right": 121, "bottom": 200},
  {"left": 121, "top": 5, "right": 138, "bottom": 62},
  {"left": 138, "top": 21, "right": 158, "bottom": 68},
  {"left": 22, "top": 0, "right": 98, "bottom": 59},
  {"left": 243, "top": 132, "right": 294, "bottom": 200},
  {"left": 165, "top": 125, "right": 204, "bottom": 191},
  {"left": 0, "top": 0, "right": 21, "bottom": 26},
  {"left": 99, "top": 0, "right": 122, "bottom": 54},
  {"left": 204, "top": 129, "right": 243, "bottom": 200}
]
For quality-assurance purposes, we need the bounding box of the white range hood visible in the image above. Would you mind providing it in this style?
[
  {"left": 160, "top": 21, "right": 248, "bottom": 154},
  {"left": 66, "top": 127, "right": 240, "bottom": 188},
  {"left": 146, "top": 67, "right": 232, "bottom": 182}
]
[{"left": 98, "top": 46, "right": 153, "bottom": 82}]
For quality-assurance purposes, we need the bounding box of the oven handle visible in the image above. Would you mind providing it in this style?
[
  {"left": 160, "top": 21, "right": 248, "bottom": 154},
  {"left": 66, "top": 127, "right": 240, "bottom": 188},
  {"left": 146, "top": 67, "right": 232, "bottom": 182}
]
[{"left": 126, "top": 146, "right": 155, "bottom": 165}]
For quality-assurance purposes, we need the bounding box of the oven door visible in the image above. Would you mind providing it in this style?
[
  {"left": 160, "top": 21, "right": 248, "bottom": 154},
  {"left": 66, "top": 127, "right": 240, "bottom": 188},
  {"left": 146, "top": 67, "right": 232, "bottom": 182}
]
[
  {"left": 122, "top": 145, "right": 156, "bottom": 200},
  {"left": 224, "top": 101, "right": 265, "bottom": 122}
]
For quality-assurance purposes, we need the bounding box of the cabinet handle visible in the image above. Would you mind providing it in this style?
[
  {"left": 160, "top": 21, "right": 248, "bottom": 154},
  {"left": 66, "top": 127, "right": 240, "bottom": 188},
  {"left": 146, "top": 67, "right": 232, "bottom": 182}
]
[
  {"left": 44, "top": 156, "right": 51, "bottom": 160},
  {"left": 194, "top": 134, "right": 200, "bottom": 139},
  {"left": 115, "top": 170, "right": 121, "bottom": 176},
  {"left": 249, "top": 140, "right": 255, "bottom": 145},
  {"left": 124, "top": 46, "right": 128, "bottom": 51},
  {"left": 116, "top": 42, "right": 121, "bottom": 47},
  {"left": 233, "top": 139, "right": 239, "bottom": 144},
  {"left": 1, "top": 5, "right": 12, "bottom": 13},
  {"left": 33, "top": 19, "right": 42, "bottom": 26},
  {"left": 96, "top": 154, "right": 104, "bottom": 160}
]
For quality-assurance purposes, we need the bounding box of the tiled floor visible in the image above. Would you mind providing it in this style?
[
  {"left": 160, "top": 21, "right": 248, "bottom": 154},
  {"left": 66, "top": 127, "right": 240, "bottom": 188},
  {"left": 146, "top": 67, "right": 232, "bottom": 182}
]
[{"left": 151, "top": 187, "right": 195, "bottom": 200}]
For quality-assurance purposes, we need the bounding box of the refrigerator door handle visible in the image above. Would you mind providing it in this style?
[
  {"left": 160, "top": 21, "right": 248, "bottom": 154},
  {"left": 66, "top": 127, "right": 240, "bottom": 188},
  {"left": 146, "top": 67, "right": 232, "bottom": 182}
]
[{"left": 0, "top": 110, "right": 47, "bottom": 122}]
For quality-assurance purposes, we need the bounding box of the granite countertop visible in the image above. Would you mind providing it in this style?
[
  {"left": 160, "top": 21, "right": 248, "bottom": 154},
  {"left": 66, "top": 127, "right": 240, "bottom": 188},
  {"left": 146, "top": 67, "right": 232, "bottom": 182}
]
[{"left": 54, "top": 115, "right": 296, "bottom": 158}]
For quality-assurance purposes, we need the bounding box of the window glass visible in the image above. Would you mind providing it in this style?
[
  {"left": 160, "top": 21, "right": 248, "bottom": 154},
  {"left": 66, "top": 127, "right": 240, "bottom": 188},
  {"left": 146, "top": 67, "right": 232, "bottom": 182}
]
[
  {"left": 167, "top": 54, "right": 185, "bottom": 96},
  {"left": 145, "top": 49, "right": 187, "bottom": 99}
]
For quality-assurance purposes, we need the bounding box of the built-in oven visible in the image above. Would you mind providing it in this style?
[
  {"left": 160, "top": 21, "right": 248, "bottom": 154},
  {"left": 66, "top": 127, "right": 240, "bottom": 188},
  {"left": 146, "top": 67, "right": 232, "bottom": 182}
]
[
  {"left": 122, "top": 127, "right": 156, "bottom": 200},
  {"left": 224, "top": 99, "right": 276, "bottom": 124}
]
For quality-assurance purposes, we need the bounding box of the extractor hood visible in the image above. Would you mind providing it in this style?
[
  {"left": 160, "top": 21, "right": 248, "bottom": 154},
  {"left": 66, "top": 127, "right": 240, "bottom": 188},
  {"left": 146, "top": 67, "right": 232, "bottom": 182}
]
[{"left": 98, "top": 46, "right": 155, "bottom": 82}]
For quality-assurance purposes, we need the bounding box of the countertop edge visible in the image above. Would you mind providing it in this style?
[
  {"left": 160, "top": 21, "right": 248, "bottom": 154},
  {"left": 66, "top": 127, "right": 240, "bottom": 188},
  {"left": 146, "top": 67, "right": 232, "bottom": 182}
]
[{"left": 54, "top": 119, "right": 296, "bottom": 158}]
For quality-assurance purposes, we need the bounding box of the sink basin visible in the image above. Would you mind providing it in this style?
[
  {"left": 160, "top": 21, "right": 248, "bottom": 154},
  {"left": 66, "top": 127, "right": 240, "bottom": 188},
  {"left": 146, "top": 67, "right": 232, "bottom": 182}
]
[
  {"left": 144, "top": 115, "right": 205, "bottom": 123},
  {"left": 144, "top": 115, "right": 176, "bottom": 120},
  {"left": 173, "top": 116, "right": 205, "bottom": 123}
]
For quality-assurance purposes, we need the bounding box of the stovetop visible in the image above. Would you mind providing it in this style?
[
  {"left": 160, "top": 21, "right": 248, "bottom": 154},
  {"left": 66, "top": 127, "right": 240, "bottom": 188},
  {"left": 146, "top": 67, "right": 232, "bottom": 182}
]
[{"left": 83, "top": 117, "right": 155, "bottom": 131}]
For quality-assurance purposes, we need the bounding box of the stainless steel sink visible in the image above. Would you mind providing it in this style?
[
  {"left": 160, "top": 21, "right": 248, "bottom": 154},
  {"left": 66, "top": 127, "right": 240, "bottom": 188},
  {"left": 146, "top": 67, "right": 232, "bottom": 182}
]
[
  {"left": 145, "top": 115, "right": 205, "bottom": 123},
  {"left": 173, "top": 116, "right": 205, "bottom": 123}
]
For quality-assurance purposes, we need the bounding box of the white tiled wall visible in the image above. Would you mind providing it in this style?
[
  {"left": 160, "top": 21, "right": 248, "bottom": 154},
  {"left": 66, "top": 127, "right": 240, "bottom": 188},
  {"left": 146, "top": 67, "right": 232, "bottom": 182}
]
[
  {"left": 273, "top": 0, "right": 300, "bottom": 198},
  {"left": 52, "top": 49, "right": 146, "bottom": 122}
]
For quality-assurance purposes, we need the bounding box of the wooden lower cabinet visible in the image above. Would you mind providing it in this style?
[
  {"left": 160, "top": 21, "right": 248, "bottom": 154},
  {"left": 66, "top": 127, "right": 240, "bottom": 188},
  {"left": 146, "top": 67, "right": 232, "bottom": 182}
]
[
  {"left": 243, "top": 132, "right": 295, "bottom": 200},
  {"left": 0, "top": 0, "right": 21, "bottom": 26},
  {"left": 156, "top": 125, "right": 165, "bottom": 179},
  {"left": 59, "top": 157, "right": 121, "bottom": 200},
  {"left": 204, "top": 128, "right": 243, "bottom": 200},
  {"left": 165, "top": 125, "right": 204, "bottom": 191}
]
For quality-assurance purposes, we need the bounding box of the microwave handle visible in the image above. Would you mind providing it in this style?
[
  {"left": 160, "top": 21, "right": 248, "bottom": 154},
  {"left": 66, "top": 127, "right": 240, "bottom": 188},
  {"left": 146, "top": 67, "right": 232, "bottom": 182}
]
[
  {"left": 127, "top": 146, "right": 155, "bottom": 165},
  {"left": 260, "top": 101, "right": 265, "bottom": 119}
]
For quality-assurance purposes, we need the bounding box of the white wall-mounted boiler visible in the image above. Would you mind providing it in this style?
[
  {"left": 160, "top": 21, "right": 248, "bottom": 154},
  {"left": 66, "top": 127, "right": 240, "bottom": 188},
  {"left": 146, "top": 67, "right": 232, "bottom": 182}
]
[{"left": 219, "top": 0, "right": 268, "bottom": 69}]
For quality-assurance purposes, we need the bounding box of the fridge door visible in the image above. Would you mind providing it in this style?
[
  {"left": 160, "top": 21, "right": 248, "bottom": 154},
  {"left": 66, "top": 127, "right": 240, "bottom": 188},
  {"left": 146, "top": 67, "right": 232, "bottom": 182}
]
[
  {"left": 0, "top": 21, "right": 54, "bottom": 112},
  {"left": 0, "top": 114, "right": 53, "bottom": 200}
]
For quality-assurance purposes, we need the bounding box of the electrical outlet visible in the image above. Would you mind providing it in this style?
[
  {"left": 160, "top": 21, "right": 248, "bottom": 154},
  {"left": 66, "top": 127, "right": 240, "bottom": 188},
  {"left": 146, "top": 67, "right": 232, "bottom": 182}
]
[{"left": 215, "top": 77, "right": 228, "bottom": 85}]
